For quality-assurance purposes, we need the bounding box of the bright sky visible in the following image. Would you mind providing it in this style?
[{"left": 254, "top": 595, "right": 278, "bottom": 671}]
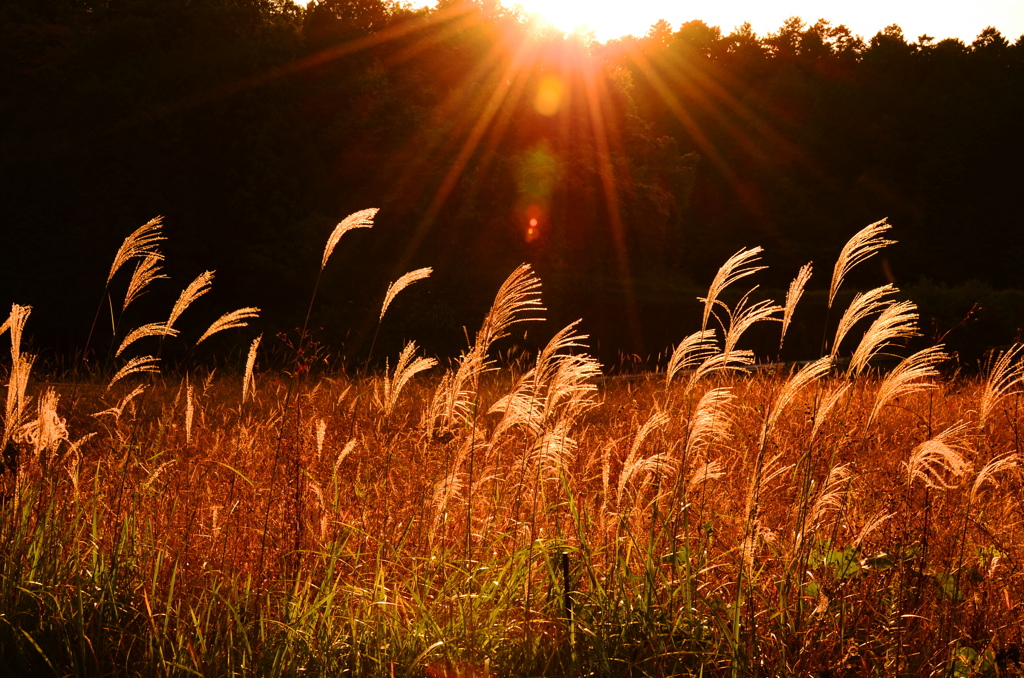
[{"left": 399, "top": 0, "right": 1024, "bottom": 44}]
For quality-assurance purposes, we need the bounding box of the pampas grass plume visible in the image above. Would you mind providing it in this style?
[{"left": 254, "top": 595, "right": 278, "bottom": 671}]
[
  {"left": 321, "top": 208, "right": 378, "bottom": 271},
  {"left": 242, "top": 335, "right": 261, "bottom": 403},
  {"left": 978, "top": 343, "right": 1024, "bottom": 429},
  {"left": 828, "top": 218, "right": 895, "bottom": 308},
  {"left": 116, "top": 322, "right": 179, "bottom": 358},
  {"left": 107, "top": 356, "right": 160, "bottom": 390},
  {"left": 781, "top": 263, "right": 812, "bottom": 348},
  {"left": 167, "top": 271, "right": 214, "bottom": 331},
  {"left": 380, "top": 267, "right": 432, "bottom": 322},
  {"left": 107, "top": 217, "right": 165, "bottom": 286},
  {"left": 700, "top": 246, "right": 765, "bottom": 331},
  {"left": 122, "top": 254, "right": 167, "bottom": 312},
  {"left": 196, "top": 307, "right": 261, "bottom": 346}
]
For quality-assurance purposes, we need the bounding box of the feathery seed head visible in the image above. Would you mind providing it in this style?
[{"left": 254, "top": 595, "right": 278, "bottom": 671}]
[
  {"left": 196, "top": 307, "right": 261, "bottom": 346},
  {"left": 829, "top": 219, "right": 895, "bottom": 308},
  {"left": 322, "top": 208, "right": 378, "bottom": 271},
  {"left": 701, "top": 246, "right": 766, "bottom": 331},
  {"left": 380, "top": 267, "right": 432, "bottom": 322},
  {"left": 167, "top": 271, "right": 214, "bottom": 331},
  {"left": 781, "top": 263, "right": 812, "bottom": 349},
  {"left": 107, "top": 217, "right": 165, "bottom": 286}
]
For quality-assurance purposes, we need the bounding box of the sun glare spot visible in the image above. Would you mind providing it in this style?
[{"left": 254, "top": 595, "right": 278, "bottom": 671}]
[
  {"left": 525, "top": 206, "right": 542, "bottom": 242},
  {"left": 534, "top": 75, "right": 565, "bottom": 116}
]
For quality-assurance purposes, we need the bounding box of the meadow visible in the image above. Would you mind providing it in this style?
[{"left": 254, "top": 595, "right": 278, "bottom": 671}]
[{"left": 1, "top": 215, "right": 1022, "bottom": 677}]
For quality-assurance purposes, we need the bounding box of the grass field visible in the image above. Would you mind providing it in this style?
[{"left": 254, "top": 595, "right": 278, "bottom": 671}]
[{"left": 1, "top": 216, "right": 1022, "bottom": 676}]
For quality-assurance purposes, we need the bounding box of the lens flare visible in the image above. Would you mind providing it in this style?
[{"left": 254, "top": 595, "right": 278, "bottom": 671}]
[{"left": 534, "top": 74, "right": 565, "bottom": 116}]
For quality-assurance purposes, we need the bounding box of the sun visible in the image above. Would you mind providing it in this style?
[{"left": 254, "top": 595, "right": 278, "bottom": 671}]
[{"left": 513, "top": 0, "right": 603, "bottom": 36}]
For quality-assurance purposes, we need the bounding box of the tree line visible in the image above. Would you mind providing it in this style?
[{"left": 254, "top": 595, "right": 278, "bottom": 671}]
[{"left": 2, "top": 0, "right": 1022, "bottom": 365}]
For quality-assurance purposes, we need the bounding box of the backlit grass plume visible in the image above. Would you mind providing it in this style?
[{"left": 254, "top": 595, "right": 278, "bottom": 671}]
[
  {"left": 6, "top": 217, "right": 1024, "bottom": 678},
  {"left": 828, "top": 218, "right": 895, "bottom": 308},
  {"left": 868, "top": 344, "right": 948, "bottom": 428},
  {"left": 425, "top": 264, "right": 544, "bottom": 436},
  {"left": 848, "top": 299, "right": 920, "bottom": 375},
  {"left": 831, "top": 284, "right": 895, "bottom": 358},
  {"left": 700, "top": 246, "right": 765, "bottom": 331},
  {"left": 380, "top": 267, "right": 432, "bottom": 322},
  {"left": 377, "top": 341, "right": 437, "bottom": 418},
  {"left": 978, "top": 343, "right": 1024, "bottom": 429},
  {"left": 321, "top": 208, "right": 378, "bottom": 271},
  {"left": 665, "top": 329, "right": 717, "bottom": 389},
  {"left": 107, "top": 217, "right": 165, "bottom": 286},
  {"left": 122, "top": 254, "right": 167, "bottom": 312},
  {"left": 116, "top": 322, "right": 179, "bottom": 357},
  {"left": 906, "top": 423, "right": 971, "bottom": 489},
  {"left": 107, "top": 355, "right": 160, "bottom": 390},
  {"left": 242, "top": 334, "right": 261, "bottom": 403},
  {"left": 196, "top": 307, "right": 261, "bottom": 346},
  {"left": 780, "top": 262, "right": 812, "bottom": 348},
  {"left": 167, "top": 271, "right": 214, "bottom": 331}
]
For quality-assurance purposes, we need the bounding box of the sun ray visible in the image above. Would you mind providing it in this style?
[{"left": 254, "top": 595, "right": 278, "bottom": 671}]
[
  {"left": 391, "top": 27, "right": 543, "bottom": 274},
  {"left": 578, "top": 43, "right": 644, "bottom": 351}
]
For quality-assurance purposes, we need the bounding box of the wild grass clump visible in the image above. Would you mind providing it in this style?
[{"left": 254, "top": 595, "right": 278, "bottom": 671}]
[{"left": 2, "top": 216, "right": 1023, "bottom": 677}]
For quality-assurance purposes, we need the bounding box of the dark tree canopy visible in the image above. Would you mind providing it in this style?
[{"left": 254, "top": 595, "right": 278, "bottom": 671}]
[{"left": 2, "top": 1, "right": 1022, "bottom": 366}]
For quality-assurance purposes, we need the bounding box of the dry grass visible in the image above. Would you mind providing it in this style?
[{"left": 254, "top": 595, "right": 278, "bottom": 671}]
[{"left": 2, "top": 216, "right": 1023, "bottom": 677}]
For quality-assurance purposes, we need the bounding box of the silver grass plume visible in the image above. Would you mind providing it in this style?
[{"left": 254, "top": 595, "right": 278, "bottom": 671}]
[
  {"left": 380, "top": 267, "right": 432, "bottom": 322},
  {"left": 906, "top": 423, "right": 971, "bottom": 489},
  {"left": 616, "top": 410, "right": 671, "bottom": 507},
  {"left": 167, "top": 271, "right": 214, "bottom": 332},
  {"left": 700, "top": 246, "right": 766, "bottom": 331},
  {"left": 970, "top": 453, "right": 1021, "bottom": 503},
  {"left": 116, "top": 322, "right": 179, "bottom": 357},
  {"left": 665, "top": 329, "right": 718, "bottom": 388},
  {"left": 14, "top": 388, "right": 67, "bottom": 460},
  {"left": 475, "top": 263, "right": 545, "bottom": 349},
  {"left": 780, "top": 263, "right": 812, "bottom": 348},
  {"left": 530, "top": 418, "right": 577, "bottom": 484},
  {"left": 868, "top": 345, "right": 948, "bottom": 428},
  {"left": 122, "top": 254, "right": 167, "bottom": 312},
  {"left": 831, "top": 284, "right": 896, "bottom": 358},
  {"left": 107, "top": 356, "right": 160, "bottom": 390},
  {"left": 3, "top": 305, "right": 34, "bottom": 450},
  {"left": 741, "top": 452, "right": 791, "bottom": 569},
  {"left": 378, "top": 341, "right": 437, "bottom": 417},
  {"left": 760, "top": 356, "right": 833, "bottom": 447},
  {"left": 242, "top": 335, "right": 262, "bottom": 403},
  {"left": 828, "top": 219, "right": 895, "bottom": 308},
  {"left": 489, "top": 322, "right": 599, "bottom": 442},
  {"left": 848, "top": 299, "right": 920, "bottom": 375},
  {"left": 978, "top": 343, "right": 1024, "bottom": 429},
  {"left": 107, "top": 217, "right": 165, "bottom": 285},
  {"left": 425, "top": 265, "right": 544, "bottom": 436},
  {"left": 185, "top": 380, "right": 194, "bottom": 446},
  {"left": 683, "top": 386, "right": 735, "bottom": 456},
  {"left": 802, "top": 464, "right": 853, "bottom": 545},
  {"left": 810, "top": 382, "right": 851, "bottom": 440},
  {"left": 322, "top": 208, "right": 377, "bottom": 271},
  {"left": 196, "top": 307, "right": 261, "bottom": 346},
  {"left": 92, "top": 385, "right": 147, "bottom": 421},
  {"left": 686, "top": 459, "right": 725, "bottom": 495},
  {"left": 722, "top": 289, "right": 782, "bottom": 356},
  {"left": 687, "top": 349, "right": 755, "bottom": 391}
]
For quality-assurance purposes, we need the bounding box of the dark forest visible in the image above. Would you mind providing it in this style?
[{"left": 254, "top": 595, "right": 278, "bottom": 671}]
[{"left": 3, "top": 0, "right": 1023, "bottom": 368}]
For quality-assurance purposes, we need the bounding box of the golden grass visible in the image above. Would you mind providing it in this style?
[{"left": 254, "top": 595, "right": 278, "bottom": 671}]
[{"left": 2, "top": 216, "right": 1023, "bottom": 676}]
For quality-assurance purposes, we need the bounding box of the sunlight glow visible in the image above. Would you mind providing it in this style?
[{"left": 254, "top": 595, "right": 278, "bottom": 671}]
[
  {"left": 388, "top": 0, "right": 1024, "bottom": 44},
  {"left": 533, "top": 75, "right": 564, "bottom": 116},
  {"left": 509, "top": 0, "right": 1023, "bottom": 43}
]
